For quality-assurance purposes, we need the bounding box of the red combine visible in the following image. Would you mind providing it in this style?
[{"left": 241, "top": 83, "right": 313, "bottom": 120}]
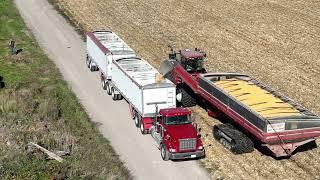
[{"left": 160, "top": 48, "right": 320, "bottom": 157}]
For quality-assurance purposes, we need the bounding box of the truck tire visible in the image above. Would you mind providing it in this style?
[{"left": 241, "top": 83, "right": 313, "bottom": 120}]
[
  {"left": 86, "top": 54, "right": 90, "bottom": 68},
  {"left": 161, "top": 144, "right": 170, "bottom": 161},
  {"left": 89, "top": 61, "right": 95, "bottom": 72},
  {"left": 178, "top": 88, "right": 196, "bottom": 107},
  {"left": 111, "top": 87, "right": 117, "bottom": 101},
  {"left": 140, "top": 119, "right": 147, "bottom": 134},
  {"left": 106, "top": 81, "right": 112, "bottom": 95},
  {"left": 134, "top": 112, "right": 140, "bottom": 128},
  {"left": 101, "top": 77, "right": 107, "bottom": 90},
  {"left": 116, "top": 94, "right": 123, "bottom": 100}
]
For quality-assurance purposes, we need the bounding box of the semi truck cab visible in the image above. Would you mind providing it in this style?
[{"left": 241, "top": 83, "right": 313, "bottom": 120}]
[{"left": 150, "top": 107, "right": 205, "bottom": 160}]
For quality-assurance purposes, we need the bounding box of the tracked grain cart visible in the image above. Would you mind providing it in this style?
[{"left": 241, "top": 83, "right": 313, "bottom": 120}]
[{"left": 160, "top": 48, "right": 320, "bottom": 157}]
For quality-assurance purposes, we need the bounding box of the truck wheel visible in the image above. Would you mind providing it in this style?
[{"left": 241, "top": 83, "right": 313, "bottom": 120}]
[
  {"left": 101, "top": 77, "right": 107, "bottom": 90},
  {"left": 134, "top": 112, "right": 140, "bottom": 128},
  {"left": 116, "top": 94, "right": 123, "bottom": 100},
  {"left": 86, "top": 54, "right": 90, "bottom": 68},
  {"left": 179, "top": 88, "right": 196, "bottom": 107},
  {"left": 89, "top": 61, "right": 95, "bottom": 72},
  {"left": 111, "top": 87, "right": 117, "bottom": 101},
  {"left": 161, "top": 144, "right": 169, "bottom": 161},
  {"left": 129, "top": 105, "right": 135, "bottom": 119},
  {"left": 140, "top": 119, "right": 147, "bottom": 134},
  {"left": 106, "top": 81, "right": 112, "bottom": 95}
]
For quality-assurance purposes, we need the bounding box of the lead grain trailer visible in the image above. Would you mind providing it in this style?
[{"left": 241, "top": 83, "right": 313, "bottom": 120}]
[{"left": 86, "top": 31, "right": 205, "bottom": 160}]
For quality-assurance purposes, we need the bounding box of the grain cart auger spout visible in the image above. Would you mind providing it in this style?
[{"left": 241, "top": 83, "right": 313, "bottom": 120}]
[{"left": 160, "top": 47, "right": 320, "bottom": 157}]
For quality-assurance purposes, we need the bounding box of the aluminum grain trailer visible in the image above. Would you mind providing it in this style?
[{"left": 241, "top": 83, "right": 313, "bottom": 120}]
[
  {"left": 85, "top": 34, "right": 205, "bottom": 160},
  {"left": 86, "top": 30, "right": 136, "bottom": 91}
]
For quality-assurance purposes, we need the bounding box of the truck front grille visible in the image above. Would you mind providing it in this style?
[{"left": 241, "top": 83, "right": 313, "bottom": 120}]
[{"left": 179, "top": 138, "right": 196, "bottom": 151}]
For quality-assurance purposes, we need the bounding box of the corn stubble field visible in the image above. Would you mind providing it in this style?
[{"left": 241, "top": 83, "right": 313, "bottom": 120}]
[{"left": 53, "top": 0, "right": 320, "bottom": 179}]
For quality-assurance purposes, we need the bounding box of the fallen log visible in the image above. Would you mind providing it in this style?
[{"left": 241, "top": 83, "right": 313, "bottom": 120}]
[{"left": 29, "top": 142, "right": 63, "bottom": 163}]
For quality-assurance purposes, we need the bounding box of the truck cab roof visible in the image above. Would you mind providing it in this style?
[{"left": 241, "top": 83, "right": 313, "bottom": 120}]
[{"left": 159, "top": 107, "right": 191, "bottom": 117}]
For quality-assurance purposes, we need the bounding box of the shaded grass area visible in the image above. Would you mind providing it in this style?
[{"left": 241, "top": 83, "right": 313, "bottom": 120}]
[{"left": 0, "top": 0, "right": 130, "bottom": 179}]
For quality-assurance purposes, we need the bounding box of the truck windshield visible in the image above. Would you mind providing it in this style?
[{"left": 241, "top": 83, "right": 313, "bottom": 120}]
[{"left": 165, "top": 115, "right": 191, "bottom": 125}]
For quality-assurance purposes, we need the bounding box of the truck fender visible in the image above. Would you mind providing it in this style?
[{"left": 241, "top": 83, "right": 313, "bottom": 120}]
[{"left": 140, "top": 117, "right": 153, "bottom": 134}]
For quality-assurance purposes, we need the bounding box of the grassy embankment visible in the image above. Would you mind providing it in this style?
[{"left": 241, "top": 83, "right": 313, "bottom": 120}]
[{"left": 0, "top": 0, "right": 130, "bottom": 179}]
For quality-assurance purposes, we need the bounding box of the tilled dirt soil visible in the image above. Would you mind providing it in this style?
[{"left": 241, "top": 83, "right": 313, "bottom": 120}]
[{"left": 54, "top": 0, "right": 320, "bottom": 179}]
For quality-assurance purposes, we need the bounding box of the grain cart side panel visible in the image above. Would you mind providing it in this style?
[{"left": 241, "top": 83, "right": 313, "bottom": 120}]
[{"left": 200, "top": 73, "right": 320, "bottom": 156}]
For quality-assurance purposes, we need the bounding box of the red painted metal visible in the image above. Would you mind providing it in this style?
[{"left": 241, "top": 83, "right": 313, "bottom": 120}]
[
  {"left": 207, "top": 108, "right": 222, "bottom": 119},
  {"left": 265, "top": 139, "right": 315, "bottom": 157},
  {"left": 166, "top": 50, "right": 320, "bottom": 156},
  {"left": 173, "top": 65, "right": 199, "bottom": 91},
  {"left": 199, "top": 87, "right": 320, "bottom": 144},
  {"left": 163, "top": 123, "right": 203, "bottom": 153},
  {"left": 165, "top": 124, "right": 197, "bottom": 139},
  {"left": 159, "top": 107, "right": 191, "bottom": 117},
  {"left": 180, "top": 49, "right": 204, "bottom": 59},
  {"left": 142, "top": 117, "right": 153, "bottom": 131}
]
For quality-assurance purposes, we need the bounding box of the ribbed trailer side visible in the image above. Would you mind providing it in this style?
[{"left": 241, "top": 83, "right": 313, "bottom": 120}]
[
  {"left": 86, "top": 31, "right": 136, "bottom": 79},
  {"left": 112, "top": 57, "right": 176, "bottom": 117}
]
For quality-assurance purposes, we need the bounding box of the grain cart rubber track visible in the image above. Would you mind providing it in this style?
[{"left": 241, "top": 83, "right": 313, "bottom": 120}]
[{"left": 213, "top": 124, "right": 254, "bottom": 154}]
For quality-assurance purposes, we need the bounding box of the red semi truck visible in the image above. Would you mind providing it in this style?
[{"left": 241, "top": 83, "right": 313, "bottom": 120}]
[
  {"left": 160, "top": 48, "right": 320, "bottom": 157},
  {"left": 86, "top": 31, "right": 205, "bottom": 160}
]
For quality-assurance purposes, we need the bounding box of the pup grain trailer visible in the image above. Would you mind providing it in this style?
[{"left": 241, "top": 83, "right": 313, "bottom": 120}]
[
  {"left": 160, "top": 48, "right": 320, "bottom": 157},
  {"left": 86, "top": 31, "right": 205, "bottom": 160}
]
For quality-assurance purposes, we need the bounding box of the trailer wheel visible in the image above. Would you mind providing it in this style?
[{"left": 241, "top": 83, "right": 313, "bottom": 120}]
[
  {"left": 116, "top": 94, "right": 123, "bottom": 100},
  {"left": 140, "top": 119, "right": 147, "bottom": 134},
  {"left": 89, "top": 61, "right": 95, "bottom": 72},
  {"left": 101, "top": 77, "right": 107, "bottom": 90},
  {"left": 129, "top": 104, "right": 135, "bottom": 119},
  {"left": 86, "top": 54, "right": 90, "bottom": 68},
  {"left": 161, "top": 144, "right": 169, "bottom": 161},
  {"left": 106, "top": 81, "right": 112, "bottom": 95},
  {"left": 111, "top": 87, "right": 117, "bottom": 101},
  {"left": 179, "top": 88, "right": 196, "bottom": 107},
  {"left": 134, "top": 112, "right": 140, "bottom": 128}
]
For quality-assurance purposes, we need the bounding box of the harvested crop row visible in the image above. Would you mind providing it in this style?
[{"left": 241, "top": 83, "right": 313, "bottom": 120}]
[{"left": 54, "top": 0, "right": 320, "bottom": 179}]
